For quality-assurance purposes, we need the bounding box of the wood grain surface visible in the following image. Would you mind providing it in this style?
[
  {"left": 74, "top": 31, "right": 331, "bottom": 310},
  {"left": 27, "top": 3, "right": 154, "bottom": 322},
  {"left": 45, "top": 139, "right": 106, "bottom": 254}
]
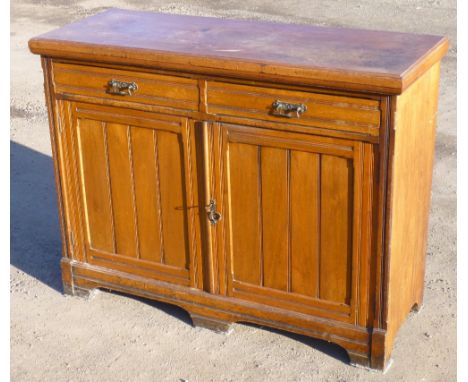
[
  {"left": 29, "top": 8, "right": 448, "bottom": 93},
  {"left": 30, "top": 10, "right": 447, "bottom": 370}
]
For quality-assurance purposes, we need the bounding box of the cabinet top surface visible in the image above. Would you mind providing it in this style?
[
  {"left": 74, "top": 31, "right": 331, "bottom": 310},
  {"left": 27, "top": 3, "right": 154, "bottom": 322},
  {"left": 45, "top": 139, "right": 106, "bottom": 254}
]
[{"left": 29, "top": 8, "right": 448, "bottom": 94}]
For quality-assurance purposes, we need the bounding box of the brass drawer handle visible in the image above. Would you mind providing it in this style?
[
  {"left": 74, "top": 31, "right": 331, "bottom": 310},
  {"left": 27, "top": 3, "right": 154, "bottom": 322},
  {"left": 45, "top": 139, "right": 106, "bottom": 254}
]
[
  {"left": 271, "top": 100, "right": 307, "bottom": 118},
  {"left": 107, "top": 79, "right": 138, "bottom": 96},
  {"left": 206, "top": 199, "right": 222, "bottom": 225}
]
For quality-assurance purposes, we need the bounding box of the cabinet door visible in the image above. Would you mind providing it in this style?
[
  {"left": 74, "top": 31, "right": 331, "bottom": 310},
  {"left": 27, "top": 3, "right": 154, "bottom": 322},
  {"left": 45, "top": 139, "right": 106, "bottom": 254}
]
[
  {"left": 61, "top": 102, "right": 202, "bottom": 288},
  {"left": 210, "top": 123, "right": 374, "bottom": 324}
]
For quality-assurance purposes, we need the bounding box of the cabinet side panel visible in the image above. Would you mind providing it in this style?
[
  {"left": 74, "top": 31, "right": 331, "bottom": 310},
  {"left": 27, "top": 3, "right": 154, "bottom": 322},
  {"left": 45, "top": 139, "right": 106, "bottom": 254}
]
[{"left": 386, "top": 63, "right": 440, "bottom": 354}]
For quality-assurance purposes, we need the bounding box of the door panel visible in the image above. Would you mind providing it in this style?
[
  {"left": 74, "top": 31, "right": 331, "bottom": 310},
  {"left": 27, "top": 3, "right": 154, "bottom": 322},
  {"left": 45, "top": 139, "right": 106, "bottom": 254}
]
[
  {"left": 228, "top": 143, "right": 261, "bottom": 286},
  {"left": 214, "top": 123, "right": 373, "bottom": 323},
  {"left": 320, "top": 155, "right": 353, "bottom": 303},
  {"left": 261, "top": 147, "right": 289, "bottom": 291},
  {"left": 290, "top": 150, "right": 320, "bottom": 298},
  {"left": 77, "top": 118, "right": 114, "bottom": 252},
  {"left": 131, "top": 127, "right": 164, "bottom": 262},
  {"left": 105, "top": 122, "right": 138, "bottom": 258},
  {"left": 65, "top": 102, "right": 202, "bottom": 287},
  {"left": 156, "top": 130, "right": 190, "bottom": 268}
]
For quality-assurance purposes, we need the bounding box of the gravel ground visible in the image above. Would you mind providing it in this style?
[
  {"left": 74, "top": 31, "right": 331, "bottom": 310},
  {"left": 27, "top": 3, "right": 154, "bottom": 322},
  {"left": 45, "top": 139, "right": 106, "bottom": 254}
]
[{"left": 10, "top": 1, "right": 457, "bottom": 381}]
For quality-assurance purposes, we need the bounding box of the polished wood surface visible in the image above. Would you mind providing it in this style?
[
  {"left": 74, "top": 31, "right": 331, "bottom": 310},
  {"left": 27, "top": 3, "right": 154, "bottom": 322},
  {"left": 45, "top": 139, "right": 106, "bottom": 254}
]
[
  {"left": 30, "top": 10, "right": 447, "bottom": 371},
  {"left": 214, "top": 124, "right": 372, "bottom": 323},
  {"left": 52, "top": 62, "right": 199, "bottom": 111},
  {"left": 63, "top": 103, "right": 202, "bottom": 287},
  {"left": 384, "top": 62, "right": 441, "bottom": 362},
  {"left": 29, "top": 8, "right": 448, "bottom": 94},
  {"left": 206, "top": 81, "right": 381, "bottom": 136}
]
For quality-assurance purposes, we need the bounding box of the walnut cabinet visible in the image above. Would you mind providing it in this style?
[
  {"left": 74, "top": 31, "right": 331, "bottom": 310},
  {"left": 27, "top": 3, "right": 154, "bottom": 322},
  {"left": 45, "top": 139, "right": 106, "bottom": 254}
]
[{"left": 29, "top": 9, "right": 448, "bottom": 370}]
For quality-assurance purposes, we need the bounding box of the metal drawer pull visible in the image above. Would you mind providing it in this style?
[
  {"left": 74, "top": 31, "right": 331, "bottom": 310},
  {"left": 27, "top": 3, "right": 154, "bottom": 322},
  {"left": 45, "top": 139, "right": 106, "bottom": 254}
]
[
  {"left": 106, "top": 79, "right": 138, "bottom": 96},
  {"left": 206, "top": 199, "right": 222, "bottom": 225},
  {"left": 271, "top": 100, "right": 307, "bottom": 118}
]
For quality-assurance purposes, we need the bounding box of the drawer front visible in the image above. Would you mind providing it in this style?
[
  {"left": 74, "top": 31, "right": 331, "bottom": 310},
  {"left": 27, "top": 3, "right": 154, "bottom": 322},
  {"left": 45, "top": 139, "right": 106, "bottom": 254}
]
[
  {"left": 52, "top": 62, "right": 199, "bottom": 111},
  {"left": 207, "top": 82, "right": 381, "bottom": 136}
]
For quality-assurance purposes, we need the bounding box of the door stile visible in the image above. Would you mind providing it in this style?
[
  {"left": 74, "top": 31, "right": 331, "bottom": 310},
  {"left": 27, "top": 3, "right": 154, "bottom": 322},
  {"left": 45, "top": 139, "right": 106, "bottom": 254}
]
[
  {"left": 212, "top": 122, "right": 229, "bottom": 296},
  {"left": 358, "top": 143, "right": 376, "bottom": 327},
  {"left": 61, "top": 101, "right": 88, "bottom": 263},
  {"left": 200, "top": 120, "right": 218, "bottom": 293},
  {"left": 350, "top": 141, "right": 364, "bottom": 325},
  {"left": 181, "top": 118, "right": 204, "bottom": 289}
]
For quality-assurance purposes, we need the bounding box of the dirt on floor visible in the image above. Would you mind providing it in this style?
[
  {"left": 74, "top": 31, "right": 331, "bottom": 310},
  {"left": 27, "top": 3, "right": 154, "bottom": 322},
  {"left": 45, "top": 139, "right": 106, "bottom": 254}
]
[{"left": 10, "top": 1, "right": 457, "bottom": 381}]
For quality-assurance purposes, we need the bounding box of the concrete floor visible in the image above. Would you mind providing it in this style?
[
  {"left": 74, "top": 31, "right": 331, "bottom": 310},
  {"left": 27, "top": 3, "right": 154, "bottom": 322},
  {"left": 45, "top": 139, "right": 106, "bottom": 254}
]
[{"left": 11, "top": 1, "right": 456, "bottom": 381}]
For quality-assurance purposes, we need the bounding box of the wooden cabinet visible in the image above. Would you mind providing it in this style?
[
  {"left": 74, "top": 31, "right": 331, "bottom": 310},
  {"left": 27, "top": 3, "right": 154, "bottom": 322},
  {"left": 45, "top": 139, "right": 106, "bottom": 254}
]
[{"left": 29, "top": 9, "right": 448, "bottom": 371}]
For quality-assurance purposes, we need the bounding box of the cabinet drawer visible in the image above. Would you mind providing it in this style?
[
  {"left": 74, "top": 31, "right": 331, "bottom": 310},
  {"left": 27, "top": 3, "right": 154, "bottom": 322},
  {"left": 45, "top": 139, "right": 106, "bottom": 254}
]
[
  {"left": 207, "top": 82, "right": 381, "bottom": 136},
  {"left": 51, "top": 62, "right": 199, "bottom": 111}
]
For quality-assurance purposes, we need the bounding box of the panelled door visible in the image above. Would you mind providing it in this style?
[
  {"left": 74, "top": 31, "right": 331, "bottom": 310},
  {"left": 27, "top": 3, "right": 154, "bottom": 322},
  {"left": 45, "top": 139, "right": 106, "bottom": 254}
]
[
  {"left": 58, "top": 102, "right": 202, "bottom": 288},
  {"left": 209, "top": 123, "right": 374, "bottom": 324}
]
